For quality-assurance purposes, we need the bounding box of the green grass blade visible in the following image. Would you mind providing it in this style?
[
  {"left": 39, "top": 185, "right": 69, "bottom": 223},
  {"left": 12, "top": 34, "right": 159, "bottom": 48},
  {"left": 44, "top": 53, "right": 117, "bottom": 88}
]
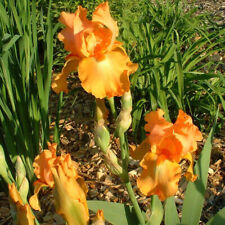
[{"left": 174, "top": 50, "right": 184, "bottom": 110}]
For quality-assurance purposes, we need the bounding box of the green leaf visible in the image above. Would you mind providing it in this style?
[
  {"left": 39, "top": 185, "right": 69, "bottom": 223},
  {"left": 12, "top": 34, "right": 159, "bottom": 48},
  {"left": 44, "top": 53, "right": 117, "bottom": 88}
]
[
  {"left": 161, "top": 44, "right": 175, "bottom": 63},
  {"left": 164, "top": 197, "right": 180, "bottom": 225},
  {"left": 205, "top": 207, "right": 225, "bottom": 225},
  {"left": 87, "top": 200, "right": 139, "bottom": 225},
  {"left": 181, "top": 109, "right": 219, "bottom": 225},
  {"left": 2, "top": 35, "right": 20, "bottom": 52},
  {"left": 147, "top": 195, "right": 163, "bottom": 225}
]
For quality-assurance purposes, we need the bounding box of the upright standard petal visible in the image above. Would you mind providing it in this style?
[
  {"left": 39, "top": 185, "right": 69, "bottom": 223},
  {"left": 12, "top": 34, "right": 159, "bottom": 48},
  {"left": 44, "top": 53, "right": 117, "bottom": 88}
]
[
  {"left": 52, "top": 56, "right": 79, "bottom": 94},
  {"left": 58, "top": 7, "right": 92, "bottom": 57},
  {"left": 78, "top": 46, "right": 138, "bottom": 98},
  {"left": 33, "top": 148, "right": 56, "bottom": 187},
  {"left": 173, "top": 110, "right": 203, "bottom": 157},
  {"left": 137, "top": 152, "right": 181, "bottom": 201},
  {"left": 144, "top": 109, "right": 173, "bottom": 148},
  {"left": 92, "top": 2, "right": 118, "bottom": 50}
]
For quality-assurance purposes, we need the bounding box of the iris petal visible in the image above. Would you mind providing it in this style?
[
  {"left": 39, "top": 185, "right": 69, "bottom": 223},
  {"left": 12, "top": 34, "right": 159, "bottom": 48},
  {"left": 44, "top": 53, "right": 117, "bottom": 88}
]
[
  {"left": 78, "top": 46, "right": 138, "bottom": 98},
  {"left": 52, "top": 57, "right": 78, "bottom": 94},
  {"left": 138, "top": 152, "right": 181, "bottom": 201}
]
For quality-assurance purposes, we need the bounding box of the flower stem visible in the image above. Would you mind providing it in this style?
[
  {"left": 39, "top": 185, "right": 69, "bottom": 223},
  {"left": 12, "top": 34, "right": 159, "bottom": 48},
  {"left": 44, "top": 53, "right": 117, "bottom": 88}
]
[
  {"left": 107, "top": 97, "right": 117, "bottom": 119},
  {"left": 125, "top": 181, "right": 145, "bottom": 225},
  {"left": 119, "top": 132, "right": 145, "bottom": 225}
]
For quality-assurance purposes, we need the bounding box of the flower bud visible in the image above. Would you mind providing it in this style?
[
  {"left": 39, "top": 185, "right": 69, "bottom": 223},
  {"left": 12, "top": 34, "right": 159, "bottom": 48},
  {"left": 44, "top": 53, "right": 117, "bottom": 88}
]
[
  {"left": 104, "top": 150, "right": 128, "bottom": 181},
  {"left": 94, "top": 124, "right": 110, "bottom": 153},
  {"left": 92, "top": 210, "right": 105, "bottom": 225},
  {"left": 121, "top": 90, "right": 132, "bottom": 110},
  {"left": 115, "top": 91, "right": 132, "bottom": 135},
  {"left": 15, "top": 156, "right": 26, "bottom": 188},
  {"left": 52, "top": 167, "right": 89, "bottom": 225},
  {"left": 18, "top": 177, "right": 29, "bottom": 204},
  {"left": 115, "top": 108, "right": 132, "bottom": 134},
  {"left": 96, "top": 99, "right": 109, "bottom": 122}
]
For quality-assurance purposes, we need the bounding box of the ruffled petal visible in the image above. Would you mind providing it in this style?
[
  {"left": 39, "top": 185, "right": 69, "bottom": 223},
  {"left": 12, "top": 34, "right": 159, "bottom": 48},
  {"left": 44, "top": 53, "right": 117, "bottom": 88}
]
[
  {"left": 92, "top": 2, "right": 118, "bottom": 50},
  {"left": 78, "top": 46, "right": 138, "bottom": 98},
  {"left": 183, "top": 152, "right": 197, "bottom": 182},
  {"left": 33, "top": 148, "right": 56, "bottom": 187},
  {"left": 52, "top": 56, "right": 78, "bottom": 94},
  {"left": 55, "top": 154, "right": 78, "bottom": 179},
  {"left": 58, "top": 7, "right": 92, "bottom": 57},
  {"left": 144, "top": 109, "right": 173, "bottom": 147},
  {"left": 173, "top": 110, "right": 203, "bottom": 156},
  {"left": 29, "top": 181, "right": 48, "bottom": 211},
  {"left": 137, "top": 152, "right": 181, "bottom": 201},
  {"left": 155, "top": 133, "right": 183, "bottom": 162}
]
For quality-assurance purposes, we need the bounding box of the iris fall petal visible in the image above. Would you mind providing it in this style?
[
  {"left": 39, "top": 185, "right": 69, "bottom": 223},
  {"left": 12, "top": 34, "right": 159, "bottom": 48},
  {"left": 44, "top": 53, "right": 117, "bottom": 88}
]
[
  {"left": 137, "top": 152, "right": 181, "bottom": 201},
  {"left": 52, "top": 57, "right": 78, "bottom": 94},
  {"left": 78, "top": 46, "right": 137, "bottom": 98}
]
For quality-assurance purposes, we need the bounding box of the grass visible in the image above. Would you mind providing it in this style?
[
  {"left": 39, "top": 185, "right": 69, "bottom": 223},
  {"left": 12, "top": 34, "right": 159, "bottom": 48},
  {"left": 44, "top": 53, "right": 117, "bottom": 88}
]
[
  {"left": 0, "top": 0, "right": 55, "bottom": 185},
  {"left": 115, "top": 0, "right": 225, "bottom": 140}
]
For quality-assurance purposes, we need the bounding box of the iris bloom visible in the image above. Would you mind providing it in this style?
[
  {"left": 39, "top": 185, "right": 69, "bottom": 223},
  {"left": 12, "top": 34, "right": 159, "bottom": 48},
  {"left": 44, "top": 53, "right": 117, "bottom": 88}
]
[
  {"left": 131, "top": 109, "right": 202, "bottom": 201},
  {"left": 29, "top": 143, "right": 89, "bottom": 225},
  {"left": 52, "top": 2, "right": 138, "bottom": 99},
  {"left": 51, "top": 155, "right": 89, "bottom": 225},
  {"left": 8, "top": 183, "right": 35, "bottom": 225}
]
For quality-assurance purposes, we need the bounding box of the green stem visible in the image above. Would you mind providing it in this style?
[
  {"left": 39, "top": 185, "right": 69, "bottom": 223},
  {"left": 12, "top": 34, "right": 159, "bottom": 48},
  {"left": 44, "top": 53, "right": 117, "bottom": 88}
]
[
  {"left": 119, "top": 132, "right": 129, "bottom": 171},
  {"left": 107, "top": 97, "right": 117, "bottom": 119},
  {"left": 119, "top": 132, "right": 145, "bottom": 225},
  {"left": 125, "top": 181, "right": 145, "bottom": 225}
]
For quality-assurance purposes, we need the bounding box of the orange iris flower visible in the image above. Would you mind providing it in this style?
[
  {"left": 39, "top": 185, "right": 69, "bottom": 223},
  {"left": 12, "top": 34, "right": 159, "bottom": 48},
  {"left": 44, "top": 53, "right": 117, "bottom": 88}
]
[
  {"left": 8, "top": 183, "right": 35, "bottom": 225},
  {"left": 131, "top": 109, "right": 203, "bottom": 201},
  {"left": 52, "top": 2, "right": 138, "bottom": 99},
  {"left": 29, "top": 143, "right": 89, "bottom": 224}
]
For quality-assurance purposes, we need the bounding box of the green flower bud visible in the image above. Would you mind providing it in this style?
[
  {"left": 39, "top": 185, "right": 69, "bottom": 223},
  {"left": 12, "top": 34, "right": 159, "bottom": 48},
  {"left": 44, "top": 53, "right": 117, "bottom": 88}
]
[
  {"left": 94, "top": 124, "right": 110, "bottom": 153},
  {"left": 115, "top": 91, "right": 133, "bottom": 135},
  {"left": 15, "top": 156, "right": 26, "bottom": 188},
  {"left": 18, "top": 177, "right": 29, "bottom": 204},
  {"left": 104, "top": 150, "right": 128, "bottom": 182},
  {"left": 115, "top": 108, "right": 132, "bottom": 135},
  {"left": 121, "top": 90, "right": 132, "bottom": 110}
]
